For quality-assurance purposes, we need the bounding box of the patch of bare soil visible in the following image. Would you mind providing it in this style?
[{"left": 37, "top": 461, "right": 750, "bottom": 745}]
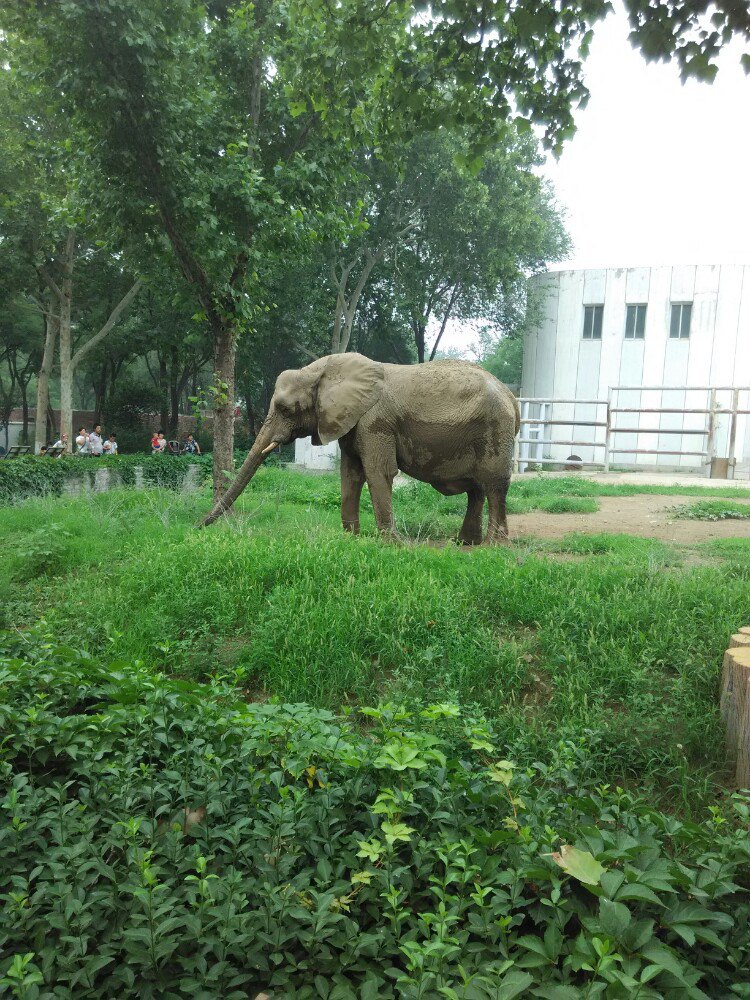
[{"left": 511, "top": 495, "right": 750, "bottom": 544}]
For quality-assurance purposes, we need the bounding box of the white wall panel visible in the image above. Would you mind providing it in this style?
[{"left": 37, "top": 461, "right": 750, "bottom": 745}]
[{"left": 523, "top": 265, "right": 750, "bottom": 472}]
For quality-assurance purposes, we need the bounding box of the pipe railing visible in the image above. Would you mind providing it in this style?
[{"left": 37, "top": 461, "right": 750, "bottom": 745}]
[{"left": 516, "top": 385, "right": 750, "bottom": 476}]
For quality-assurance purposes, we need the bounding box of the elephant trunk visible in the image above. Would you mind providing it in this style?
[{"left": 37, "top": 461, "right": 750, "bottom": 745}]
[{"left": 198, "top": 430, "right": 278, "bottom": 527}]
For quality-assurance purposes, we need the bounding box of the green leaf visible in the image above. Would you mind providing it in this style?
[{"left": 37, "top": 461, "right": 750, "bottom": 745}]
[
  {"left": 615, "top": 883, "right": 663, "bottom": 906},
  {"left": 381, "top": 821, "right": 415, "bottom": 845},
  {"left": 550, "top": 845, "right": 606, "bottom": 886},
  {"left": 669, "top": 923, "right": 696, "bottom": 947},
  {"left": 599, "top": 898, "right": 631, "bottom": 939},
  {"left": 498, "top": 970, "right": 534, "bottom": 999},
  {"left": 639, "top": 942, "right": 690, "bottom": 984}
]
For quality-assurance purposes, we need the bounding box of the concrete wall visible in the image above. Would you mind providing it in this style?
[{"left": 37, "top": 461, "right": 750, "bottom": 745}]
[
  {"left": 522, "top": 265, "right": 750, "bottom": 472},
  {"left": 293, "top": 437, "right": 339, "bottom": 470}
]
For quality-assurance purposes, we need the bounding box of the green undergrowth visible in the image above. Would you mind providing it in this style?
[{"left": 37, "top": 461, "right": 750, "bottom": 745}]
[
  {"left": 3, "top": 480, "right": 750, "bottom": 812},
  {"left": 667, "top": 500, "right": 750, "bottom": 522},
  {"left": 2, "top": 632, "right": 750, "bottom": 998},
  {"left": 0, "top": 453, "right": 216, "bottom": 505},
  {"left": 513, "top": 475, "right": 750, "bottom": 501}
]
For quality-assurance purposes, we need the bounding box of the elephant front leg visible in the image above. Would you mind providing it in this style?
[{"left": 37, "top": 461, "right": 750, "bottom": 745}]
[
  {"left": 364, "top": 471, "right": 397, "bottom": 538},
  {"left": 360, "top": 436, "right": 399, "bottom": 540},
  {"left": 340, "top": 448, "right": 365, "bottom": 534}
]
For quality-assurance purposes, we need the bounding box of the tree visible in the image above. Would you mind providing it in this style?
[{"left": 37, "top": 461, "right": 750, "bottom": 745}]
[
  {"left": 0, "top": 0, "right": 616, "bottom": 494},
  {"left": 0, "top": 303, "right": 41, "bottom": 449},
  {"left": 385, "top": 131, "right": 567, "bottom": 363},
  {"left": 0, "top": 52, "right": 143, "bottom": 451}
]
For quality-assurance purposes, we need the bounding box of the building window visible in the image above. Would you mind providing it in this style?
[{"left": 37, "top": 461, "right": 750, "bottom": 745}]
[
  {"left": 582, "top": 304, "right": 603, "bottom": 340},
  {"left": 669, "top": 302, "right": 692, "bottom": 339},
  {"left": 625, "top": 304, "right": 647, "bottom": 339}
]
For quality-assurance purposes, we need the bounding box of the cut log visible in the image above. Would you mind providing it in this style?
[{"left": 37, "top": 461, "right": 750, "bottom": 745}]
[{"left": 720, "top": 644, "right": 750, "bottom": 788}]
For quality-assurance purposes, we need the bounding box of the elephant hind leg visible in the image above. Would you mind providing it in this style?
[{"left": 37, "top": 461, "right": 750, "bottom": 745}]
[
  {"left": 483, "top": 476, "right": 510, "bottom": 545},
  {"left": 458, "top": 486, "right": 484, "bottom": 545}
]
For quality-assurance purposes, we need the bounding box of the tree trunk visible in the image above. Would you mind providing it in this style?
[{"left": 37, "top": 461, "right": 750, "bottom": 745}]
[
  {"left": 411, "top": 316, "right": 426, "bottom": 364},
  {"left": 158, "top": 354, "right": 169, "bottom": 433},
  {"left": 58, "top": 230, "right": 76, "bottom": 448},
  {"left": 211, "top": 320, "right": 237, "bottom": 500},
  {"left": 168, "top": 346, "right": 182, "bottom": 438},
  {"left": 93, "top": 361, "right": 107, "bottom": 422},
  {"left": 428, "top": 285, "right": 461, "bottom": 361},
  {"left": 330, "top": 249, "right": 384, "bottom": 355},
  {"left": 20, "top": 377, "right": 30, "bottom": 443},
  {"left": 46, "top": 402, "right": 55, "bottom": 443},
  {"left": 35, "top": 306, "right": 59, "bottom": 453}
]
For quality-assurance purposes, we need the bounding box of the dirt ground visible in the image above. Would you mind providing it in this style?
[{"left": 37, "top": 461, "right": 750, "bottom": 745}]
[{"left": 512, "top": 494, "right": 750, "bottom": 544}]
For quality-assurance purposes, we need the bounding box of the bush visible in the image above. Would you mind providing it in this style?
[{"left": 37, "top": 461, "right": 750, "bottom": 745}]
[
  {"left": 1, "top": 631, "right": 750, "bottom": 998},
  {"left": 0, "top": 455, "right": 214, "bottom": 505}
]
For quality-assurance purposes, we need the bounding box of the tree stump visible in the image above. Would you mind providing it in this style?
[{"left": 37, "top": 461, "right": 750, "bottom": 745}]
[{"left": 720, "top": 639, "right": 750, "bottom": 788}]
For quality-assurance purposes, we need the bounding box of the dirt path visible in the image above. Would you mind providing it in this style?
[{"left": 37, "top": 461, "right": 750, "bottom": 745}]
[{"left": 512, "top": 495, "right": 750, "bottom": 544}]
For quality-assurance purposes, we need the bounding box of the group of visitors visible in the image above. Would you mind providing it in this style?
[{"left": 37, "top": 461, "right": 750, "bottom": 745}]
[
  {"left": 70, "top": 424, "right": 118, "bottom": 456},
  {"left": 151, "top": 431, "right": 201, "bottom": 455},
  {"left": 38, "top": 426, "right": 118, "bottom": 456},
  {"left": 39, "top": 426, "right": 202, "bottom": 456}
]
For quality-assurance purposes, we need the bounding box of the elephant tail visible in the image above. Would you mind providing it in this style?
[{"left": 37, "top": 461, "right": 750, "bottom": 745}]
[{"left": 513, "top": 394, "right": 520, "bottom": 436}]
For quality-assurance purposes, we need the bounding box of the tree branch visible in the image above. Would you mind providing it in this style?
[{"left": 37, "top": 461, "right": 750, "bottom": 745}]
[
  {"left": 429, "top": 284, "right": 462, "bottom": 361},
  {"left": 293, "top": 339, "right": 321, "bottom": 362},
  {"left": 37, "top": 266, "right": 63, "bottom": 302},
  {"left": 71, "top": 280, "right": 143, "bottom": 368}
]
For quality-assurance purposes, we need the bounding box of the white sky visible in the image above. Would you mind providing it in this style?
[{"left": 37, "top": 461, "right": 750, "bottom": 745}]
[
  {"left": 441, "top": 4, "right": 750, "bottom": 354},
  {"left": 545, "top": 5, "right": 750, "bottom": 271}
]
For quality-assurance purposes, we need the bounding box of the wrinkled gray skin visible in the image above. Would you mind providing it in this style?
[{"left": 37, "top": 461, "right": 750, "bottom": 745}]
[{"left": 200, "top": 353, "right": 520, "bottom": 544}]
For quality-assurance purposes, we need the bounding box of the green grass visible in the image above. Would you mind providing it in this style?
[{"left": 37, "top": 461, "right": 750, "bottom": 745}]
[
  {"left": 667, "top": 499, "right": 750, "bottom": 521},
  {"left": 512, "top": 473, "right": 750, "bottom": 500},
  {"left": 3, "top": 469, "right": 750, "bottom": 812}
]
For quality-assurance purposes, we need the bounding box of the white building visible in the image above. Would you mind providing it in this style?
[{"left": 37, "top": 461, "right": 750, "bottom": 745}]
[
  {"left": 521, "top": 265, "right": 750, "bottom": 474},
  {"left": 293, "top": 436, "right": 339, "bottom": 470}
]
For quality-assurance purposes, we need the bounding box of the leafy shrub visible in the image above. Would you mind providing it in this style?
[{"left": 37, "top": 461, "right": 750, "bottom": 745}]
[
  {"left": 668, "top": 500, "right": 750, "bottom": 522},
  {"left": 0, "top": 455, "right": 214, "bottom": 506},
  {"left": 1, "top": 631, "right": 750, "bottom": 998},
  {"left": 10, "top": 527, "right": 73, "bottom": 581}
]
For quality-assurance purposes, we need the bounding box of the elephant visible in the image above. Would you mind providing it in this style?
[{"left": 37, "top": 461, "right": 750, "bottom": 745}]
[{"left": 200, "top": 353, "right": 520, "bottom": 544}]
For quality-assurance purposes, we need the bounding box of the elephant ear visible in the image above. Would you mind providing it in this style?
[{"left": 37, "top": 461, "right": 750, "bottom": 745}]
[{"left": 316, "top": 353, "right": 384, "bottom": 445}]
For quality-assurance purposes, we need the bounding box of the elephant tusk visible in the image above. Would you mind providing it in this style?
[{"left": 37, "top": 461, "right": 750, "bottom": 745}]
[{"left": 261, "top": 441, "right": 279, "bottom": 455}]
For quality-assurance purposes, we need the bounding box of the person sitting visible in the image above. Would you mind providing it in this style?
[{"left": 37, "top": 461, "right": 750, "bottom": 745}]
[
  {"left": 153, "top": 431, "right": 167, "bottom": 454},
  {"left": 52, "top": 432, "right": 69, "bottom": 455},
  {"left": 183, "top": 433, "right": 201, "bottom": 455}
]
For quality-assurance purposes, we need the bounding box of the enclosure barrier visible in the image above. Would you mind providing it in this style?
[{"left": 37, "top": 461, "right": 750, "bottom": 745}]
[
  {"left": 720, "top": 627, "right": 750, "bottom": 789},
  {"left": 515, "top": 385, "right": 750, "bottom": 476}
]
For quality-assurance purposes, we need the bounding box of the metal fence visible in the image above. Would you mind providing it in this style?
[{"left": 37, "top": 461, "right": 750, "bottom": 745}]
[{"left": 515, "top": 385, "right": 750, "bottom": 476}]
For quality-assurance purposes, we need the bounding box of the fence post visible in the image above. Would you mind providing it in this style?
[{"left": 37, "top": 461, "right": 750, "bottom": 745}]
[
  {"left": 603, "top": 388, "right": 612, "bottom": 473},
  {"left": 706, "top": 388, "right": 717, "bottom": 478},
  {"left": 728, "top": 388, "right": 740, "bottom": 479},
  {"left": 536, "top": 403, "right": 545, "bottom": 468},
  {"left": 518, "top": 400, "right": 529, "bottom": 473}
]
